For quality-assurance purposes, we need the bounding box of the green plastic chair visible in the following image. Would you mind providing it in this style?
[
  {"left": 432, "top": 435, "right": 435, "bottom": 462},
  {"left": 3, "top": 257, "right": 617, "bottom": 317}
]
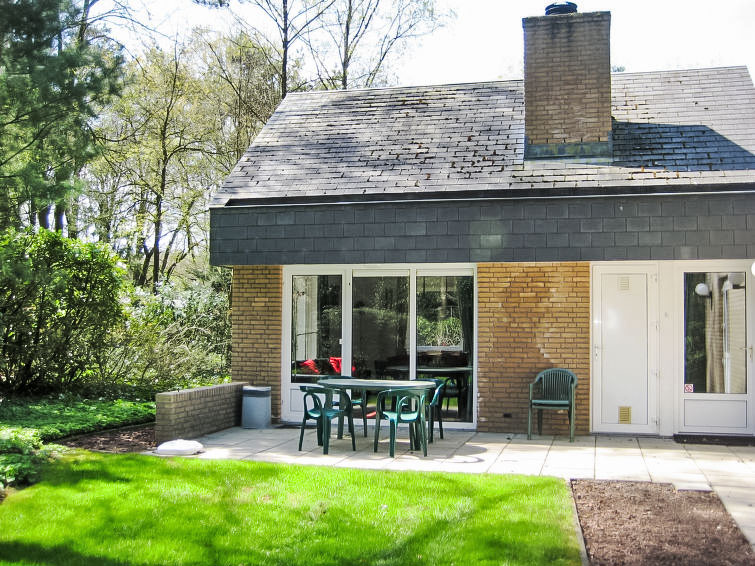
[
  {"left": 527, "top": 368, "right": 578, "bottom": 442},
  {"left": 425, "top": 378, "right": 445, "bottom": 443},
  {"left": 442, "top": 376, "right": 460, "bottom": 413},
  {"left": 299, "top": 386, "right": 356, "bottom": 454},
  {"left": 323, "top": 389, "right": 357, "bottom": 454},
  {"left": 298, "top": 385, "right": 325, "bottom": 451},
  {"left": 373, "top": 389, "right": 428, "bottom": 457},
  {"left": 335, "top": 375, "right": 368, "bottom": 437}
]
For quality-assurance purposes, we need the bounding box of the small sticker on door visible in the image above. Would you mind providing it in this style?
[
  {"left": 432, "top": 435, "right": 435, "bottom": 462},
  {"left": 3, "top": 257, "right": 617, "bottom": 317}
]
[{"left": 684, "top": 384, "right": 694, "bottom": 393}]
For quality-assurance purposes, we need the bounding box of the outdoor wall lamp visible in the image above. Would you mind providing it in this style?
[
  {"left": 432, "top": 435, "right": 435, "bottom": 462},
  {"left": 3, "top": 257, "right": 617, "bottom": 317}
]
[{"left": 694, "top": 282, "right": 711, "bottom": 298}]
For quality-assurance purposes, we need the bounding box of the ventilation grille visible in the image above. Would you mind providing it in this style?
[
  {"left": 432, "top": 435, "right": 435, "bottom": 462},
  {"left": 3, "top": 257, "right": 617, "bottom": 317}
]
[
  {"left": 618, "top": 277, "right": 630, "bottom": 291},
  {"left": 618, "top": 406, "right": 632, "bottom": 424}
]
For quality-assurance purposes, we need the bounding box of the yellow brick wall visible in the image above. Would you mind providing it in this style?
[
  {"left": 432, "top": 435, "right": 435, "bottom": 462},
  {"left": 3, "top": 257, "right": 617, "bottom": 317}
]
[
  {"left": 231, "top": 265, "right": 283, "bottom": 419},
  {"left": 477, "top": 262, "right": 591, "bottom": 435},
  {"left": 524, "top": 12, "right": 612, "bottom": 145}
]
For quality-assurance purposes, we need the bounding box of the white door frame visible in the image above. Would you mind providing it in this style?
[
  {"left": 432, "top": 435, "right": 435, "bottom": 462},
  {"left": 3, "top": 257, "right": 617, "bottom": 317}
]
[
  {"left": 591, "top": 262, "right": 659, "bottom": 434},
  {"left": 280, "top": 266, "right": 346, "bottom": 423},
  {"left": 673, "top": 260, "right": 754, "bottom": 435}
]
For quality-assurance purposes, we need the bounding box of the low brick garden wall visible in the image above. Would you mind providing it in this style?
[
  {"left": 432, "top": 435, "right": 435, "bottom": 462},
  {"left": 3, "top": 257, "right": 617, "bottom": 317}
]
[{"left": 155, "top": 381, "right": 249, "bottom": 444}]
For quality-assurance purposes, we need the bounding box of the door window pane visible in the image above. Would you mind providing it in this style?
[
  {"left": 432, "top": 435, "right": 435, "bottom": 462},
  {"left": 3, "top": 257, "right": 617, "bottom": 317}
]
[
  {"left": 416, "top": 275, "right": 474, "bottom": 422},
  {"left": 291, "top": 275, "right": 342, "bottom": 383},
  {"left": 352, "top": 276, "right": 409, "bottom": 379},
  {"left": 684, "top": 272, "right": 746, "bottom": 394}
]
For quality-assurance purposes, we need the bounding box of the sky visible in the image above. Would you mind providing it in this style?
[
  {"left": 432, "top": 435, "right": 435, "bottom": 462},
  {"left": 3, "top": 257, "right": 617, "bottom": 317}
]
[{"left": 120, "top": 0, "right": 755, "bottom": 87}]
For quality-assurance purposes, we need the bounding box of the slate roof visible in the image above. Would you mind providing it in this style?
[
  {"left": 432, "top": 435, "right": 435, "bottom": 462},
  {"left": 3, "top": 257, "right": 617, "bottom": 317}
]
[{"left": 211, "top": 66, "right": 755, "bottom": 207}]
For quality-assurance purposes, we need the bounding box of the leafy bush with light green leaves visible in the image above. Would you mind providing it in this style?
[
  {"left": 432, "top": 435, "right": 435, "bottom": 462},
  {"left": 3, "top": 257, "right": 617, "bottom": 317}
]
[
  {"left": 0, "top": 427, "right": 52, "bottom": 487},
  {"left": 99, "top": 267, "right": 232, "bottom": 394},
  {"left": 0, "top": 229, "right": 124, "bottom": 395},
  {"left": 417, "top": 316, "right": 462, "bottom": 347}
]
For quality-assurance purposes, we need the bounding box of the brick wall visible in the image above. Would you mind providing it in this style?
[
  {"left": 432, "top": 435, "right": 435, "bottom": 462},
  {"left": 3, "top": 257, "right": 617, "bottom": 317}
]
[
  {"left": 477, "top": 262, "right": 591, "bottom": 435},
  {"left": 231, "top": 265, "right": 283, "bottom": 419},
  {"left": 155, "top": 382, "right": 247, "bottom": 444},
  {"left": 523, "top": 11, "right": 612, "bottom": 156}
]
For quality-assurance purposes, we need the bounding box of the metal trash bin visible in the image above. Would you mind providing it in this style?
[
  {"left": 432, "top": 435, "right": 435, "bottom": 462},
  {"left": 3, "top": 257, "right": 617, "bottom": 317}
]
[{"left": 242, "top": 386, "right": 271, "bottom": 429}]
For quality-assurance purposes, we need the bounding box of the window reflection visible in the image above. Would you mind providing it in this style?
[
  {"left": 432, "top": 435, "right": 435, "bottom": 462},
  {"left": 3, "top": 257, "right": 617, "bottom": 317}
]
[
  {"left": 416, "top": 275, "right": 474, "bottom": 422},
  {"left": 352, "top": 276, "right": 409, "bottom": 379},
  {"left": 291, "top": 275, "right": 342, "bottom": 383},
  {"left": 684, "top": 272, "right": 746, "bottom": 394}
]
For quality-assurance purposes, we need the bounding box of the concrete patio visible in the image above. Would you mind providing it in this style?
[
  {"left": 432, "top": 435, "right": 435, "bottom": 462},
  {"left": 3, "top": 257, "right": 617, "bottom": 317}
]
[{"left": 182, "top": 425, "right": 755, "bottom": 549}]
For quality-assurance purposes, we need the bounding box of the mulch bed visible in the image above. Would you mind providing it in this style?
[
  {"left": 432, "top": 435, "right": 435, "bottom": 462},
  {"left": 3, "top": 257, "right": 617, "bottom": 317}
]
[
  {"left": 572, "top": 479, "right": 755, "bottom": 566},
  {"left": 60, "top": 424, "right": 156, "bottom": 453},
  {"left": 56, "top": 426, "right": 755, "bottom": 565}
]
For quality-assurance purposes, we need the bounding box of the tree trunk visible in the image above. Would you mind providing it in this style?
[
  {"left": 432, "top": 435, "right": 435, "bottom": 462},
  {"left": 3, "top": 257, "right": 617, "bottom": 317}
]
[
  {"left": 38, "top": 205, "right": 52, "bottom": 229},
  {"left": 54, "top": 202, "right": 65, "bottom": 233},
  {"left": 152, "top": 195, "right": 162, "bottom": 293},
  {"left": 341, "top": 0, "right": 352, "bottom": 89},
  {"left": 282, "top": 0, "right": 289, "bottom": 98},
  {"left": 67, "top": 199, "right": 80, "bottom": 239}
]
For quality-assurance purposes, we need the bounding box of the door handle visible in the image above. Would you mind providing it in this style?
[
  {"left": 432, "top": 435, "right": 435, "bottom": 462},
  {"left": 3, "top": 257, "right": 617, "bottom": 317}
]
[{"left": 740, "top": 346, "right": 754, "bottom": 360}]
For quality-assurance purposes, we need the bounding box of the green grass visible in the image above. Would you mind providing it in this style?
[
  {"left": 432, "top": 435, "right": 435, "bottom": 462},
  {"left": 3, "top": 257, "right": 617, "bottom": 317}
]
[
  {"left": 0, "top": 397, "right": 155, "bottom": 486},
  {"left": 0, "top": 397, "right": 155, "bottom": 442},
  {"left": 0, "top": 453, "right": 581, "bottom": 566}
]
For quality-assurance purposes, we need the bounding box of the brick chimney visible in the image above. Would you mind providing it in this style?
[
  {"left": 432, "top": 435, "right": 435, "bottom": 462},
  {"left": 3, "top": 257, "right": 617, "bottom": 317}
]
[{"left": 523, "top": 5, "right": 612, "bottom": 160}]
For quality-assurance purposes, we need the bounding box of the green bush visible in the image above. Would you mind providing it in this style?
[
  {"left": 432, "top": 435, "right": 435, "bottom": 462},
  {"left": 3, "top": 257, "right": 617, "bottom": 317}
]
[
  {"left": 99, "top": 269, "right": 231, "bottom": 394},
  {"left": 0, "top": 228, "right": 231, "bottom": 399},
  {"left": 0, "top": 427, "right": 52, "bottom": 487},
  {"left": 0, "top": 229, "right": 124, "bottom": 394}
]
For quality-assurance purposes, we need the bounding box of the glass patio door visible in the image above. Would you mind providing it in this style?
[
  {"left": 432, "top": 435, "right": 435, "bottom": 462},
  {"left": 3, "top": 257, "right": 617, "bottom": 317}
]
[
  {"left": 681, "top": 268, "right": 753, "bottom": 433},
  {"left": 281, "top": 265, "right": 476, "bottom": 426},
  {"left": 351, "top": 273, "right": 410, "bottom": 380},
  {"left": 416, "top": 274, "right": 474, "bottom": 423},
  {"left": 282, "top": 273, "right": 344, "bottom": 422}
]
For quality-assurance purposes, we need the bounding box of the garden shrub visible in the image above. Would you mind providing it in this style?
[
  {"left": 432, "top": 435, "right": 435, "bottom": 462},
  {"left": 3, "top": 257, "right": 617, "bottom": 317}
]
[
  {"left": 98, "top": 267, "right": 232, "bottom": 394},
  {"left": 0, "top": 229, "right": 124, "bottom": 394},
  {"left": 0, "top": 229, "right": 230, "bottom": 398},
  {"left": 0, "top": 427, "right": 52, "bottom": 487}
]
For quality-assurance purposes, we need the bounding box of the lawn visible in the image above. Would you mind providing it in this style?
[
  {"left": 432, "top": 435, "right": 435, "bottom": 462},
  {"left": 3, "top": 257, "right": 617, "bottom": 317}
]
[
  {"left": 0, "top": 453, "right": 581, "bottom": 566},
  {"left": 0, "top": 397, "right": 155, "bottom": 486},
  {"left": 0, "top": 397, "right": 155, "bottom": 442}
]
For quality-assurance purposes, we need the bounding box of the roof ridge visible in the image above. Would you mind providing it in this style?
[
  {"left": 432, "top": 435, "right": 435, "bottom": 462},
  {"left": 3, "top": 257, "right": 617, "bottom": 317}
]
[
  {"left": 285, "top": 79, "right": 524, "bottom": 97},
  {"left": 284, "top": 66, "right": 751, "bottom": 98},
  {"left": 612, "top": 65, "right": 749, "bottom": 77}
]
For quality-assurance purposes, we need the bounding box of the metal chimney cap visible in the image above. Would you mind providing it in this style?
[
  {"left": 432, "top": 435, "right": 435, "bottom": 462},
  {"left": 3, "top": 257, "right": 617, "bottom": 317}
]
[{"left": 545, "top": 2, "right": 578, "bottom": 15}]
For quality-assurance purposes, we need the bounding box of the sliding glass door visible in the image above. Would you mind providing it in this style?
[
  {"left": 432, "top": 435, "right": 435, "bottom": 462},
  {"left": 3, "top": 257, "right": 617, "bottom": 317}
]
[
  {"left": 282, "top": 265, "right": 476, "bottom": 425},
  {"left": 416, "top": 274, "right": 474, "bottom": 422},
  {"left": 352, "top": 274, "right": 409, "bottom": 380},
  {"left": 290, "top": 275, "right": 342, "bottom": 382}
]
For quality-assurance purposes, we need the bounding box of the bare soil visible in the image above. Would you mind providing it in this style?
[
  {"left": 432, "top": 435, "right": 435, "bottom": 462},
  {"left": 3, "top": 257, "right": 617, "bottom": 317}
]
[
  {"left": 60, "top": 426, "right": 755, "bottom": 565},
  {"left": 60, "top": 423, "right": 156, "bottom": 453},
  {"left": 573, "top": 479, "right": 755, "bottom": 566}
]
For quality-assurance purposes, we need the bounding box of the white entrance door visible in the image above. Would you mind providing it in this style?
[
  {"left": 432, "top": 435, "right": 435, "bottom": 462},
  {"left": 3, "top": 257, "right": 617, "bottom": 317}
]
[
  {"left": 678, "top": 264, "right": 754, "bottom": 434},
  {"left": 592, "top": 264, "right": 659, "bottom": 434}
]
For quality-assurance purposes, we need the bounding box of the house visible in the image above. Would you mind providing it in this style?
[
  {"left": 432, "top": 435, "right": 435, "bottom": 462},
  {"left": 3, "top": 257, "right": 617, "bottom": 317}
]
[{"left": 209, "top": 3, "right": 755, "bottom": 438}]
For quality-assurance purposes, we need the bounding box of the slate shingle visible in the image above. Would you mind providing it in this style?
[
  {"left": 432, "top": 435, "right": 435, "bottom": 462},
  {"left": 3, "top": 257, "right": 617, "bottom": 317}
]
[{"left": 211, "top": 67, "right": 755, "bottom": 207}]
